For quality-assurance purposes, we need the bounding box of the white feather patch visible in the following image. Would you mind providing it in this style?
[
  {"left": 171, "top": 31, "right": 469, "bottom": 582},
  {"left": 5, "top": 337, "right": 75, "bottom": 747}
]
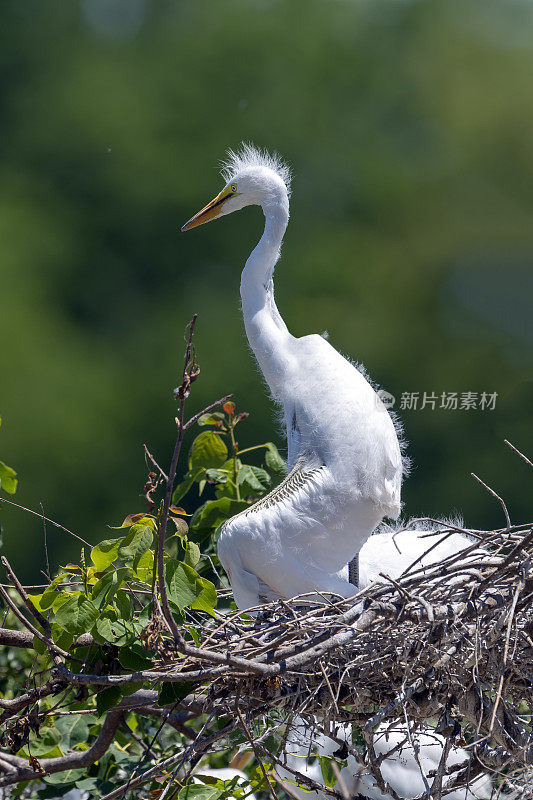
[{"left": 220, "top": 142, "right": 292, "bottom": 195}]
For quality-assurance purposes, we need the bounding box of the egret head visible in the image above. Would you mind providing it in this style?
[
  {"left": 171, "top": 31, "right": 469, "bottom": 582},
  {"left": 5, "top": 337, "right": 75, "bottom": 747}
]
[{"left": 181, "top": 143, "right": 291, "bottom": 231}]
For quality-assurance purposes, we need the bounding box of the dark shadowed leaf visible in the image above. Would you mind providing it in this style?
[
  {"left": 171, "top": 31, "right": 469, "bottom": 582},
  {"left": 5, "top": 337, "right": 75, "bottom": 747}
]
[
  {"left": 158, "top": 681, "right": 194, "bottom": 707},
  {"left": 93, "top": 613, "right": 135, "bottom": 646},
  {"left": 189, "top": 497, "right": 248, "bottom": 538},
  {"left": 96, "top": 686, "right": 123, "bottom": 716},
  {"left": 205, "top": 468, "right": 228, "bottom": 484},
  {"left": 115, "top": 589, "right": 133, "bottom": 620},
  {"left": 172, "top": 470, "right": 201, "bottom": 504},
  {"left": 54, "top": 714, "right": 97, "bottom": 749},
  {"left": 26, "top": 726, "right": 62, "bottom": 757},
  {"left": 118, "top": 643, "right": 153, "bottom": 671}
]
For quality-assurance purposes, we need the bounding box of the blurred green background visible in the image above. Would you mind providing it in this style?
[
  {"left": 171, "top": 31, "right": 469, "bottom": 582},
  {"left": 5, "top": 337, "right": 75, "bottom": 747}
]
[{"left": 1, "top": 0, "right": 531, "bottom": 582}]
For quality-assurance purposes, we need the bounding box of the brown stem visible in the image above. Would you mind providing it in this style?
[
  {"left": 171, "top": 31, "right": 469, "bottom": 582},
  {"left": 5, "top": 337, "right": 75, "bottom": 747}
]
[{"left": 157, "top": 315, "right": 198, "bottom": 640}]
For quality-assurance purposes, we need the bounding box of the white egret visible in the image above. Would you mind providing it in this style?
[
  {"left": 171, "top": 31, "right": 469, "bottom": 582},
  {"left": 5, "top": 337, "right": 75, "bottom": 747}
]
[
  {"left": 278, "top": 718, "right": 492, "bottom": 800},
  {"left": 182, "top": 144, "right": 404, "bottom": 609},
  {"left": 354, "top": 518, "right": 484, "bottom": 590}
]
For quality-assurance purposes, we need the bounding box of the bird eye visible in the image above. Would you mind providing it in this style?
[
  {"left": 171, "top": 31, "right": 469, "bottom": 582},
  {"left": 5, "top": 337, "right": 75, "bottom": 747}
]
[{"left": 231, "top": 184, "right": 237, "bottom": 193}]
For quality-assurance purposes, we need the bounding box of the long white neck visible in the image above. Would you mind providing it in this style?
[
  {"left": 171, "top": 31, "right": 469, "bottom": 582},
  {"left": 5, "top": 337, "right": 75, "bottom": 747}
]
[{"left": 240, "top": 202, "right": 291, "bottom": 398}]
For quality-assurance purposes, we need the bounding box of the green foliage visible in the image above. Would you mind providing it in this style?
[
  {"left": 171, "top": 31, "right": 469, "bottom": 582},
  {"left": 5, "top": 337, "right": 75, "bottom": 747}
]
[
  {"left": 189, "top": 431, "right": 228, "bottom": 473},
  {"left": 179, "top": 786, "right": 223, "bottom": 800},
  {"left": 0, "top": 418, "right": 17, "bottom": 495},
  {"left": 0, "top": 402, "right": 287, "bottom": 798},
  {"left": 171, "top": 405, "right": 286, "bottom": 574},
  {"left": 318, "top": 754, "right": 348, "bottom": 788},
  {"left": 166, "top": 560, "right": 216, "bottom": 613},
  {"left": 54, "top": 595, "right": 99, "bottom": 634}
]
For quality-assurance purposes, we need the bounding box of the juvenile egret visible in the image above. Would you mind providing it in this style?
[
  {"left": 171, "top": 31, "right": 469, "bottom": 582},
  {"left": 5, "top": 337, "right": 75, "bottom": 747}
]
[
  {"left": 353, "top": 518, "right": 483, "bottom": 590},
  {"left": 182, "top": 144, "right": 404, "bottom": 609},
  {"left": 278, "top": 718, "right": 492, "bottom": 800}
]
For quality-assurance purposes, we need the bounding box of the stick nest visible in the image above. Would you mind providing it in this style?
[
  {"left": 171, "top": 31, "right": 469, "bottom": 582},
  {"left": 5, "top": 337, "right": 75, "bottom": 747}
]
[{"left": 161, "top": 520, "right": 533, "bottom": 798}]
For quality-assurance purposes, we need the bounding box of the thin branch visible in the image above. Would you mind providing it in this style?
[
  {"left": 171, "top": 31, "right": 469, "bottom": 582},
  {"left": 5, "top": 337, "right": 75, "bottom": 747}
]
[
  {"left": 0, "top": 584, "right": 69, "bottom": 661},
  {"left": 143, "top": 444, "right": 168, "bottom": 482},
  {"left": 157, "top": 314, "right": 198, "bottom": 640},
  {"left": 504, "top": 439, "right": 533, "bottom": 469},
  {"left": 183, "top": 394, "right": 234, "bottom": 432},
  {"left": 0, "top": 498, "right": 90, "bottom": 545},
  {"left": 235, "top": 703, "right": 278, "bottom": 800},
  {"left": 471, "top": 472, "right": 511, "bottom": 528},
  {"left": 2, "top": 556, "right": 51, "bottom": 633}
]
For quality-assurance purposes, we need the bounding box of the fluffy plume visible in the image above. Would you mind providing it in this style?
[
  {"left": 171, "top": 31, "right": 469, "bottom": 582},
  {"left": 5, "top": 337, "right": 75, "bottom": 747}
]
[{"left": 220, "top": 142, "right": 292, "bottom": 195}]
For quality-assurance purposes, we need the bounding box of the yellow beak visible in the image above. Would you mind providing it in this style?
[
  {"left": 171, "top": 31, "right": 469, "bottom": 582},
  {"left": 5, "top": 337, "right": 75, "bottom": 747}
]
[{"left": 181, "top": 187, "right": 233, "bottom": 231}]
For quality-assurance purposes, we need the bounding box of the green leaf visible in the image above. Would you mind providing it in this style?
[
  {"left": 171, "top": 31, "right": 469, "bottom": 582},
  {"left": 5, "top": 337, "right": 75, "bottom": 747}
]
[
  {"left": 166, "top": 562, "right": 216, "bottom": 613},
  {"left": 54, "top": 713, "right": 96, "bottom": 749},
  {"left": 54, "top": 596, "right": 99, "bottom": 635},
  {"left": 179, "top": 786, "right": 222, "bottom": 800},
  {"left": 114, "top": 513, "right": 156, "bottom": 529},
  {"left": 96, "top": 686, "right": 122, "bottom": 716},
  {"left": 187, "top": 625, "right": 201, "bottom": 646},
  {"left": 158, "top": 681, "right": 194, "bottom": 707},
  {"left": 318, "top": 755, "right": 343, "bottom": 788},
  {"left": 91, "top": 567, "right": 128, "bottom": 608},
  {"left": 118, "top": 643, "right": 153, "bottom": 671},
  {"left": 40, "top": 573, "right": 69, "bottom": 610},
  {"left": 118, "top": 523, "right": 153, "bottom": 567},
  {"left": 32, "top": 635, "right": 47, "bottom": 655},
  {"left": 171, "top": 516, "right": 189, "bottom": 536},
  {"left": 115, "top": 589, "right": 133, "bottom": 620},
  {"left": 51, "top": 626, "right": 75, "bottom": 653},
  {"left": 93, "top": 613, "right": 135, "bottom": 646},
  {"left": 189, "top": 497, "right": 248, "bottom": 539},
  {"left": 120, "top": 681, "right": 144, "bottom": 697},
  {"left": 0, "top": 460, "right": 17, "bottom": 494},
  {"left": 238, "top": 464, "right": 271, "bottom": 494},
  {"left": 189, "top": 431, "right": 228, "bottom": 472},
  {"left": 91, "top": 538, "right": 122, "bottom": 571},
  {"left": 26, "top": 725, "right": 62, "bottom": 757},
  {"left": 205, "top": 468, "right": 228, "bottom": 484},
  {"left": 191, "top": 576, "right": 217, "bottom": 614},
  {"left": 184, "top": 540, "right": 201, "bottom": 568},
  {"left": 172, "top": 470, "right": 201, "bottom": 504},
  {"left": 265, "top": 443, "right": 287, "bottom": 477},
  {"left": 29, "top": 588, "right": 72, "bottom": 615},
  {"left": 197, "top": 412, "right": 225, "bottom": 426},
  {"left": 44, "top": 768, "right": 87, "bottom": 785},
  {"left": 166, "top": 562, "right": 200, "bottom": 609},
  {"left": 133, "top": 548, "right": 153, "bottom": 580}
]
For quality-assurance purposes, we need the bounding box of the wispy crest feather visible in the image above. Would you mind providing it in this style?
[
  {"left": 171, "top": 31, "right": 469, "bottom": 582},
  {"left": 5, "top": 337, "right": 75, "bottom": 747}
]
[{"left": 220, "top": 143, "right": 292, "bottom": 195}]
